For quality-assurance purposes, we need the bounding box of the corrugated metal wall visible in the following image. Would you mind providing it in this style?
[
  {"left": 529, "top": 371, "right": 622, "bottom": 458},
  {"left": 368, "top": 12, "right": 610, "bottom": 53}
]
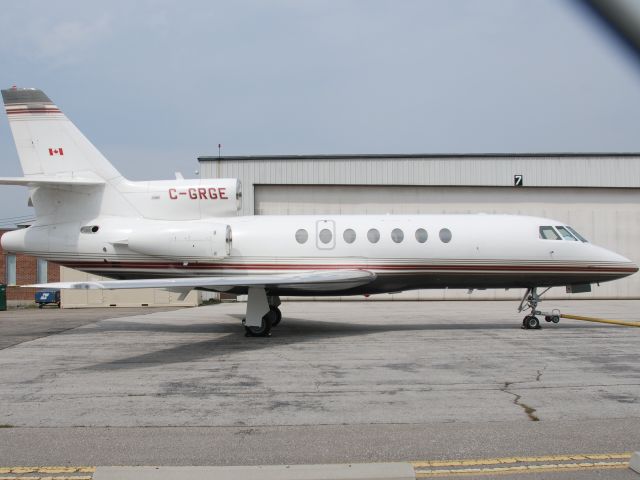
[{"left": 199, "top": 155, "right": 640, "bottom": 216}]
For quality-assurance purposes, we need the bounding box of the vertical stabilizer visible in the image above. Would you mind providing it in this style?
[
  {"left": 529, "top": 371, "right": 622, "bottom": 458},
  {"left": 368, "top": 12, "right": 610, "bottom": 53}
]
[
  {"left": 2, "top": 87, "right": 122, "bottom": 181},
  {"left": 1, "top": 87, "right": 138, "bottom": 220}
]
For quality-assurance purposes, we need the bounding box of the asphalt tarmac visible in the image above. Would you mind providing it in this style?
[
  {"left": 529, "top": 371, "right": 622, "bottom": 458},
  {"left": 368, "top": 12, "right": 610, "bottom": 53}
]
[{"left": 0, "top": 300, "right": 639, "bottom": 479}]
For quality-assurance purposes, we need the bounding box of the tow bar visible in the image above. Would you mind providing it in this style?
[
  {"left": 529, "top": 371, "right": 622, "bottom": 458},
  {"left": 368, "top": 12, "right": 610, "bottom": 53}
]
[{"left": 560, "top": 314, "right": 640, "bottom": 328}]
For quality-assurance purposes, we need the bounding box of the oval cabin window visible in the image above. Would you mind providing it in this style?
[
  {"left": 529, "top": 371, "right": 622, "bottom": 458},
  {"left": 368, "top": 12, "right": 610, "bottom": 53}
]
[
  {"left": 319, "top": 228, "right": 333, "bottom": 244},
  {"left": 343, "top": 228, "right": 356, "bottom": 244},
  {"left": 439, "top": 228, "right": 452, "bottom": 243},
  {"left": 295, "top": 229, "right": 309, "bottom": 244},
  {"left": 415, "top": 228, "right": 428, "bottom": 243},
  {"left": 367, "top": 228, "right": 380, "bottom": 244},
  {"left": 391, "top": 228, "right": 404, "bottom": 243}
]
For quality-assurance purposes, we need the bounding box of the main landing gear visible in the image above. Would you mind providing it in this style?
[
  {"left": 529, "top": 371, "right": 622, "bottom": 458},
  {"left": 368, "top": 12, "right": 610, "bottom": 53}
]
[
  {"left": 242, "top": 288, "right": 282, "bottom": 337},
  {"left": 518, "top": 287, "right": 560, "bottom": 330}
]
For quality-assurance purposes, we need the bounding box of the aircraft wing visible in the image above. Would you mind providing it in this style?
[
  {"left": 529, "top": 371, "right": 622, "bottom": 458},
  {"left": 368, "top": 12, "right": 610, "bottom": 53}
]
[
  {"left": 0, "top": 176, "right": 105, "bottom": 186},
  {"left": 27, "top": 269, "right": 377, "bottom": 293}
]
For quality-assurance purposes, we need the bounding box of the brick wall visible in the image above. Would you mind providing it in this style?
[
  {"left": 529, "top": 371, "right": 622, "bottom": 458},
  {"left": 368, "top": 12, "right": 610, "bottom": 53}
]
[{"left": 0, "top": 229, "right": 61, "bottom": 303}]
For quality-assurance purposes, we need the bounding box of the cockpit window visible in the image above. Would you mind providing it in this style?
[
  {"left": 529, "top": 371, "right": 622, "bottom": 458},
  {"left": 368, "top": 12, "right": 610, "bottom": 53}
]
[
  {"left": 556, "top": 226, "right": 578, "bottom": 241},
  {"left": 566, "top": 226, "right": 588, "bottom": 243},
  {"left": 539, "top": 226, "right": 561, "bottom": 240}
]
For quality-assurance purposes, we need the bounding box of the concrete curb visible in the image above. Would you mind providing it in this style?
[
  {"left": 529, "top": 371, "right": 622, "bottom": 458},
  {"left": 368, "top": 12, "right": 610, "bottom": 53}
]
[
  {"left": 630, "top": 451, "right": 640, "bottom": 474},
  {"left": 93, "top": 463, "right": 416, "bottom": 480}
]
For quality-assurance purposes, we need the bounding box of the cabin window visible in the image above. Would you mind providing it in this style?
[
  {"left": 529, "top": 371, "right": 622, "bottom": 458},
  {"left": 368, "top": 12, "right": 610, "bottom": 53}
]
[
  {"left": 566, "top": 226, "right": 588, "bottom": 242},
  {"left": 295, "top": 228, "right": 308, "bottom": 244},
  {"left": 556, "top": 226, "right": 577, "bottom": 241},
  {"left": 539, "top": 226, "right": 561, "bottom": 240},
  {"left": 415, "top": 228, "right": 428, "bottom": 243},
  {"left": 439, "top": 228, "right": 452, "bottom": 243},
  {"left": 367, "top": 228, "right": 380, "bottom": 243},
  {"left": 391, "top": 228, "right": 404, "bottom": 243},
  {"left": 319, "top": 228, "right": 333, "bottom": 244},
  {"left": 343, "top": 228, "right": 356, "bottom": 244}
]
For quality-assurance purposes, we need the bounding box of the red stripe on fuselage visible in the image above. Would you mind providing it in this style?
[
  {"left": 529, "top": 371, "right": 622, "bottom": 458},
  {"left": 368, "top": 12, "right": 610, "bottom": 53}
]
[{"left": 56, "top": 260, "right": 637, "bottom": 274}]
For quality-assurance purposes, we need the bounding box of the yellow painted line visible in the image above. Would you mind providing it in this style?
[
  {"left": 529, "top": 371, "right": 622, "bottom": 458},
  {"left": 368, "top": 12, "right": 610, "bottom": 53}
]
[
  {"left": 0, "top": 466, "right": 95, "bottom": 479},
  {"left": 561, "top": 313, "right": 640, "bottom": 327},
  {"left": 415, "top": 461, "right": 628, "bottom": 477},
  {"left": 0, "top": 467, "right": 95, "bottom": 474},
  {"left": 39, "top": 466, "right": 92, "bottom": 473},
  {"left": 0, "top": 477, "right": 92, "bottom": 480},
  {"left": 411, "top": 452, "right": 631, "bottom": 468}
]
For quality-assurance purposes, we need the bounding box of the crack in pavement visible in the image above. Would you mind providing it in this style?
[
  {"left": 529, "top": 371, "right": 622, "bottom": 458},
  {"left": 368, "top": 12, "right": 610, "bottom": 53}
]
[
  {"left": 535, "top": 364, "right": 547, "bottom": 382},
  {"left": 502, "top": 381, "right": 540, "bottom": 422}
]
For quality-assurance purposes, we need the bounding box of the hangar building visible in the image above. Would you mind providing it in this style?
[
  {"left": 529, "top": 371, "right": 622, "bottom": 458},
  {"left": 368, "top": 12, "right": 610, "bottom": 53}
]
[{"left": 199, "top": 153, "right": 640, "bottom": 300}]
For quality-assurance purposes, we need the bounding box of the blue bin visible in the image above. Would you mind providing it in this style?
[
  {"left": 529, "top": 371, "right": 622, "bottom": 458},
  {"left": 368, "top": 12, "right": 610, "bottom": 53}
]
[{"left": 35, "top": 289, "right": 60, "bottom": 308}]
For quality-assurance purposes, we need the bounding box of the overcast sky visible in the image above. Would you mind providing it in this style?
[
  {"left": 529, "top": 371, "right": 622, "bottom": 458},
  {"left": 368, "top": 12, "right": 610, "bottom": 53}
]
[{"left": 1, "top": 0, "right": 640, "bottom": 224}]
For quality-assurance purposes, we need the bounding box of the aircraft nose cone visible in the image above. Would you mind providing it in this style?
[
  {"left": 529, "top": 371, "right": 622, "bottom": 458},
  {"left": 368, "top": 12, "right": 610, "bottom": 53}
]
[{"left": 608, "top": 251, "right": 638, "bottom": 276}]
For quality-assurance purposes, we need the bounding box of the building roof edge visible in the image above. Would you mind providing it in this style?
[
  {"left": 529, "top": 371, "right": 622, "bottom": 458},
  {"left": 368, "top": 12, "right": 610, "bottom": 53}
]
[{"left": 198, "top": 152, "right": 640, "bottom": 162}]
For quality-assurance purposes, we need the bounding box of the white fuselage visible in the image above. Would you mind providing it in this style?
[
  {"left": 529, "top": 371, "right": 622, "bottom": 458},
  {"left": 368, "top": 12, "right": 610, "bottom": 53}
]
[
  {"left": 3, "top": 213, "right": 635, "bottom": 296},
  {"left": 1, "top": 86, "right": 636, "bottom": 300}
]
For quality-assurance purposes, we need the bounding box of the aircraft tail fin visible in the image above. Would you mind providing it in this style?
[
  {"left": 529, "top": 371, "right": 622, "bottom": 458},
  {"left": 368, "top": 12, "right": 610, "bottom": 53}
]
[{"left": 1, "top": 87, "right": 123, "bottom": 182}]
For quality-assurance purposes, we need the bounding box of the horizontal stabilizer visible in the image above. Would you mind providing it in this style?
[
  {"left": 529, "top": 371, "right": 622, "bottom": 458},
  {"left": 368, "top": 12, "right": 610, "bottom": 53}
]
[
  {"left": 0, "top": 176, "right": 105, "bottom": 186},
  {"left": 27, "top": 270, "right": 376, "bottom": 292}
]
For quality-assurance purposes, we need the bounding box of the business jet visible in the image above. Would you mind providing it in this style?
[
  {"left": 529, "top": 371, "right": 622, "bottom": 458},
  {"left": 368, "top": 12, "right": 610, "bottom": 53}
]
[{"left": 1, "top": 87, "right": 637, "bottom": 336}]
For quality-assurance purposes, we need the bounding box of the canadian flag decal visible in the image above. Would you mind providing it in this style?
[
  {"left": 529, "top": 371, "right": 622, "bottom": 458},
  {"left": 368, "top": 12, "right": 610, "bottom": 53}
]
[{"left": 48, "top": 147, "right": 64, "bottom": 156}]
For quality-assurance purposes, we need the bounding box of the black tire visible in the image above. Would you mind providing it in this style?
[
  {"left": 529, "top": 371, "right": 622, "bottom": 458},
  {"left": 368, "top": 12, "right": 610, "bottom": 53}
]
[
  {"left": 244, "top": 311, "right": 274, "bottom": 337},
  {"left": 522, "top": 316, "right": 530, "bottom": 329},
  {"left": 526, "top": 316, "right": 541, "bottom": 330},
  {"left": 551, "top": 315, "right": 560, "bottom": 324},
  {"left": 270, "top": 306, "right": 282, "bottom": 327},
  {"left": 38, "top": 304, "right": 43, "bottom": 309}
]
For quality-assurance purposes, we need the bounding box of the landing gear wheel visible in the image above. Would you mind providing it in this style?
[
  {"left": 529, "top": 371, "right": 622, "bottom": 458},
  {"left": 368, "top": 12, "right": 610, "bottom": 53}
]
[
  {"left": 525, "top": 316, "right": 540, "bottom": 330},
  {"left": 244, "top": 315, "right": 273, "bottom": 337},
  {"left": 244, "top": 310, "right": 275, "bottom": 337},
  {"left": 518, "top": 287, "right": 554, "bottom": 330},
  {"left": 270, "top": 305, "right": 282, "bottom": 327}
]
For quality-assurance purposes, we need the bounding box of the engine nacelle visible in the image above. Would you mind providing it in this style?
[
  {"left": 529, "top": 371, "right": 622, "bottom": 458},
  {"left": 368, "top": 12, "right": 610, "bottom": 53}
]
[
  {"left": 121, "top": 178, "right": 242, "bottom": 220},
  {"left": 128, "top": 224, "right": 232, "bottom": 260}
]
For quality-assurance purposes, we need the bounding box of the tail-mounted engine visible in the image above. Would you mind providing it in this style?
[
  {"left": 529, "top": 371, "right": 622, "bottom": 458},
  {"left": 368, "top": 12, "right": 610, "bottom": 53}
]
[
  {"left": 128, "top": 224, "right": 232, "bottom": 260},
  {"left": 122, "top": 178, "right": 242, "bottom": 220}
]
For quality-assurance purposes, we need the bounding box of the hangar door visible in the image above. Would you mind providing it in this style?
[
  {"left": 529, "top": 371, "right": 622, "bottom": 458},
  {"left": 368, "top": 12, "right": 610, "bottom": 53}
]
[{"left": 254, "top": 185, "right": 640, "bottom": 300}]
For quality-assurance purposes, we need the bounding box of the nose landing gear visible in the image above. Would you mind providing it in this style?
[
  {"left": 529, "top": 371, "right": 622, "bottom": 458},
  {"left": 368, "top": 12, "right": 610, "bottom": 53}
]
[
  {"left": 522, "top": 315, "right": 540, "bottom": 330},
  {"left": 518, "top": 287, "right": 560, "bottom": 330}
]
